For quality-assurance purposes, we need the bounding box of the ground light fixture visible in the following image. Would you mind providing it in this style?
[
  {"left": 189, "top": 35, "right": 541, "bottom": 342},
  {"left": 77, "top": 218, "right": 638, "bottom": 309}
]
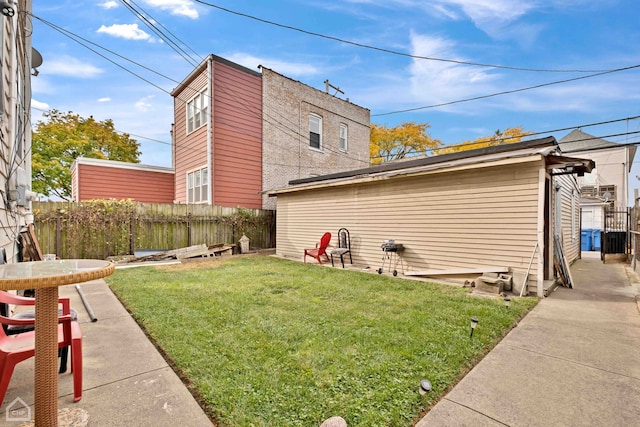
[
  {"left": 470, "top": 316, "right": 479, "bottom": 338},
  {"left": 419, "top": 379, "right": 432, "bottom": 395},
  {"left": 504, "top": 297, "right": 511, "bottom": 308}
]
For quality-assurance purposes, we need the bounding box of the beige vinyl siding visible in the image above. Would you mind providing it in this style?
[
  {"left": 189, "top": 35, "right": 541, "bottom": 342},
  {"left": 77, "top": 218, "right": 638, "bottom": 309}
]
[
  {"left": 554, "top": 174, "right": 581, "bottom": 263},
  {"left": 276, "top": 159, "right": 543, "bottom": 284}
]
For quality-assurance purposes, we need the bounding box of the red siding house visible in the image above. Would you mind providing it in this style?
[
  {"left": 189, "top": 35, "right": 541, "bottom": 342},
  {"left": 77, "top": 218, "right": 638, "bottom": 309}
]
[
  {"left": 71, "top": 158, "right": 174, "bottom": 203},
  {"left": 71, "top": 54, "right": 370, "bottom": 209},
  {"left": 171, "top": 55, "right": 263, "bottom": 208}
]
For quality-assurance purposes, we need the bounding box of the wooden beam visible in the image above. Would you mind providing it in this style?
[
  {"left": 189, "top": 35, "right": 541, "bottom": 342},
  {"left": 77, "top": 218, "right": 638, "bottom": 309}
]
[{"left": 404, "top": 267, "right": 509, "bottom": 276}]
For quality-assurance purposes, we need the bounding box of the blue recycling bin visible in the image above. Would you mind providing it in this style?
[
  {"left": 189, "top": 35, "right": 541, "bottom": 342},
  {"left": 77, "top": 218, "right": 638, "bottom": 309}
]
[
  {"left": 581, "top": 229, "right": 592, "bottom": 251},
  {"left": 592, "top": 229, "right": 602, "bottom": 251}
]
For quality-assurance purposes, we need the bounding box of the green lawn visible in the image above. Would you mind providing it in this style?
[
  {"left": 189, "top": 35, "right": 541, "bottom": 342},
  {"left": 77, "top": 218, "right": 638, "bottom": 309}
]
[{"left": 107, "top": 255, "right": 538, "bottom": 427}]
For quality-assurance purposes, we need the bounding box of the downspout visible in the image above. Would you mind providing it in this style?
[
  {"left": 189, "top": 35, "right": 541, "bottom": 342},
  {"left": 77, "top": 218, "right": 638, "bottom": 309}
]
[
  {"left": 536, "top": 166, "right": 546, "bottom": 298},
  {"left": 298, "top": 100, "right": 303, "bottom": 179},
  {"left": 207, "top": 57, "right": 213, "bottom": 204},
  {"left": 622, "top": 161, "right": 627, "bottom": 209}
]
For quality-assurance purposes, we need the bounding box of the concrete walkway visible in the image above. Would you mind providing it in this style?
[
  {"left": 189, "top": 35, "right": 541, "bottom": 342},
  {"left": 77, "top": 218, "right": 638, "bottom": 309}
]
[
  {"left": 416, "top": 256, "right": 640, "bottom": 426},
  {"left": 2, "top": 256, "right": 639, "bottom": 426},
  {"left": 0, "top": 279, "right": 212, "bottom": 427}
]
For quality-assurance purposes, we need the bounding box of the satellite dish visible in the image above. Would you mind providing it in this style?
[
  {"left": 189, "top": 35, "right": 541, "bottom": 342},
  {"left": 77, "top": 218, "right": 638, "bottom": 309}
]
[
  {"left": 31, "top": 48, "right": 43, "bottom": 69},
  {"left": 603, "top": 191, "right": 611, "bottom": 202}
]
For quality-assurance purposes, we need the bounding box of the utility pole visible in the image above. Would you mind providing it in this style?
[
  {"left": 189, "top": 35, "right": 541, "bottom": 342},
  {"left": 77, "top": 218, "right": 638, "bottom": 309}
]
[{"left": 324, "top": 80, "right": 344, "bottom": 97}]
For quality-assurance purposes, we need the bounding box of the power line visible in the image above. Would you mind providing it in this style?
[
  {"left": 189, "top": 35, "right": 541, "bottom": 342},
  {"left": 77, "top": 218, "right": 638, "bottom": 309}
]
[
  {"left": 192, "top": 0, "right": 612, "bottom": 74},
  {"left": 30, "top": 14, "right": 175, "bottom": 96},
  {"left": 33, "top": 13, "right": 371, "bottom": 166},
  {"left": 33, "top": 13, "right": 639, "bottom": 171},
  {"left": 431, "top": 123, "right": 640, "bottom": 156},
  {"left": 370, "top": 116, "right": 640, "bottom": 159},
  {"left": 372, "top": 64, "right": 640, "bottom": 116},
  {"left": 118, "top": 0, "right": 201, "bottom": 67}
]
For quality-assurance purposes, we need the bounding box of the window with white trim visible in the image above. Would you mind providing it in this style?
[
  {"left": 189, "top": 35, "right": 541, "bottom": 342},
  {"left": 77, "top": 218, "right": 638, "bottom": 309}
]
[
  {"left": 186, "top": 88, "right": 208, "bottom": 134},
  {"left": 187, "top": 167, "right": 209, "bottom": 203},
  {"left": 309, "top": 113, "right": 322, "bottom": 149},
  {"left": 339, "top": 123, "right": 348, "bottom": 151}
]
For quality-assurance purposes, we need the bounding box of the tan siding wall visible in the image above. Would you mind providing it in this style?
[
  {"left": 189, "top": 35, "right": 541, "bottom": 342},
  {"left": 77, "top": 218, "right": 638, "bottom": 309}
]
[
  {"left": 212, "top": 61, "right": 262, "bottom": 208},
  {"left": 173, "top": 71, "right": 208, "bottom": 203},
  {"left": 76, "top": 164, "right": 175, "bottom": 203},
  {"left": 276, "top": 160, "right": 543, "bottom": 284},
  {"left": 554, "top": 174, "right": 581, "bottom": 263}
]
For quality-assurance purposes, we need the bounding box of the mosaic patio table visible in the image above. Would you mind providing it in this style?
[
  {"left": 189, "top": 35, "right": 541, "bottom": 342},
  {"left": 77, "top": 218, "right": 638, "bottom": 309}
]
[{"left": 0, "top": 259, "right": 114, "bottom": 426}]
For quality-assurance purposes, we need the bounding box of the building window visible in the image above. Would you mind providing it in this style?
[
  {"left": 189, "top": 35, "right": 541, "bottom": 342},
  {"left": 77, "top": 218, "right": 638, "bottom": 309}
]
[
  {"left": 339, "top": 123, "right": 348, "bottom": 151},
  {"left": 187, "top": 167, "right": 209, "bottom": 203},
  {"left": 309, "top": 114, "right": 322, "bottom": 150},
  {"left": 187, "top": 88, "right": 208, "bottom": 134}
]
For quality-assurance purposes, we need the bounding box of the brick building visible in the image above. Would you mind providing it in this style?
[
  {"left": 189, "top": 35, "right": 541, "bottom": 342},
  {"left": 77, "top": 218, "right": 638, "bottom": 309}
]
[{"left": 72, "top": 55, "right": 371, "bottom": 210}]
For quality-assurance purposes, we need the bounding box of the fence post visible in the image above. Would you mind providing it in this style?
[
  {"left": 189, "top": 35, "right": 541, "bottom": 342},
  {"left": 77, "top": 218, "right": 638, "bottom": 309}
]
[
  {"left": 187, "top": 213, "right": 192, "bottom": 247},
  {"left": 55, "top": 209, "right": 62, "bottom": 259},
  {"left": 129, "top": 210, "right": 136, "bottom": 255}
]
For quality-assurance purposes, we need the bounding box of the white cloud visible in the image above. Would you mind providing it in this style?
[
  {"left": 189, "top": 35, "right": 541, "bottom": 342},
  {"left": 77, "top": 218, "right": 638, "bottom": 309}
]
[
  {"left": 143, "top": 0, "right": 199, "bottom": 19},
  {"left": 31, "top": 99, "right": 50, "bottom": 111},
  {"left": 98, "top": 1, "right": 119, "bottom": 9},
  {"left": 98, "top": 97, "right": 112, "bottom": 102},
  {"left": 225, "top": 53, "right": 319, "bottom": 77},
  {"left": 408, "top": 33, "right": 499, "bottom": 109},
  {"left": 43, "top": 56, "right": 103, "bottom": 78},
  {"left": 97, "top": 24, "right": 153, "bottom": 41},
  {"left": 439, "top": 0, "right": 534, "bottom": 25},
  {"left": 343, "top": 0, "right": 546, "bottom": 40},
  {"left": 135, "top": 96, "right": 155, "bottom": 112}
]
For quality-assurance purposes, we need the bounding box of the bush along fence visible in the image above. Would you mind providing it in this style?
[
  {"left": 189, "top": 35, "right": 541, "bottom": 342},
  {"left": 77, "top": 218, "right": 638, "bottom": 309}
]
[{"left": 32, "top": 200, "right": 276, "bottom": 260}]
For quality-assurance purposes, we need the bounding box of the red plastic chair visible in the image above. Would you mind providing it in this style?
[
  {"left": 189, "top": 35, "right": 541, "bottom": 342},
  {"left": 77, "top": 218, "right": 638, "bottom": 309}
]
[
  {"left": 0, "top": 291, "right": 83, "bottom": 405},
  {"left": 304, "top": 232, "right": 332, "bottom": 264}
]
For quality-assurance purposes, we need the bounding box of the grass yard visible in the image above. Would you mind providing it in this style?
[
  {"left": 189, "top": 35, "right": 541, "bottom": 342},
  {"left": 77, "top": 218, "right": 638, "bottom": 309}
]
[{"left": 107, "top": 255, "right": 538, "bottom": 427}]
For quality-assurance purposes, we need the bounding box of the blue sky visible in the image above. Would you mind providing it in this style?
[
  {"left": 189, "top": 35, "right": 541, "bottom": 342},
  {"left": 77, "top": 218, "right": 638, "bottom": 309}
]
[{"left": 31, "top": 1, "right": 640, "bottom": 196}]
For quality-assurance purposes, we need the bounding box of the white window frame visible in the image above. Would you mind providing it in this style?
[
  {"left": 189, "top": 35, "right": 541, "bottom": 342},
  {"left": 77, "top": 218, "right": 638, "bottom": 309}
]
[
  {"left": 186, "top": 88, "right": 209, "bottom": 134},
  {"left": 309, "top": 113, "right": 322, "bottom": 150},
  {"left": 187, "top": 166, "right": 209, "bottom": 204},
  {"left": 339, "top": 123, "right": 348, "bottom": 151}
]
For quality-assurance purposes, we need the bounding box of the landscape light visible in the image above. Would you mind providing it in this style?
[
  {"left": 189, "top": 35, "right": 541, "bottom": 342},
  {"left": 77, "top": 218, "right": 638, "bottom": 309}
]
[
  {"left": 470, "top": 317, "right": 479, "bottom": 338},
  {"left": 419, "top": 379, "right": 432, "bottom": 395}
]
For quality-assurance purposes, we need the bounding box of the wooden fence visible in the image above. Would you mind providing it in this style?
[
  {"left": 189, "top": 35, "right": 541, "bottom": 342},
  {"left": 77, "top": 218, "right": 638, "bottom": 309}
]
[{"left": 32, "top": 201, "right": 276, "bottom": 260}]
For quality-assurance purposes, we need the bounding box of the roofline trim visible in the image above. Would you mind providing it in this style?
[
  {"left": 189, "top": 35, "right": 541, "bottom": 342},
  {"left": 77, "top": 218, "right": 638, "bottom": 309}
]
[
  {"left": 71, "top": 157, "right": 174, "bottom": 174},
  {"left": 289, "top": 136, "right": 557, "bottom": 186},
  {"left": 270, "top": 152, "right": 547, "bottom": 197},
  {"left": 171, "top": 54, "right": 261, "bottom": 96}
]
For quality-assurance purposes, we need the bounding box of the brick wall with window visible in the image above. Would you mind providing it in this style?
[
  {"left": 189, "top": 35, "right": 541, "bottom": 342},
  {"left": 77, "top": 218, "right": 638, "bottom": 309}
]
[{"left": 261, "top": 67, "right": 370, "bottom": 209}]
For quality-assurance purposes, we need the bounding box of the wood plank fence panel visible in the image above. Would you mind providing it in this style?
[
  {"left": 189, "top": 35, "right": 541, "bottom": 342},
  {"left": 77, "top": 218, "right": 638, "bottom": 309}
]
[{"left": 32, "top": 201, "right": 275, "bottom": 259}]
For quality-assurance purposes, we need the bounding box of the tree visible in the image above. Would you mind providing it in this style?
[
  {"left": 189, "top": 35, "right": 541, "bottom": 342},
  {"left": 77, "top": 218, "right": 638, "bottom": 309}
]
[
  {"left": 436, "top": 126, "right": 532, "bottom": 155},
  {"left": 370, "top": 122, "right": 442, "bottom": 164},
  {"left": 32, "top": 110, "right": 141, "bottom": 200}
]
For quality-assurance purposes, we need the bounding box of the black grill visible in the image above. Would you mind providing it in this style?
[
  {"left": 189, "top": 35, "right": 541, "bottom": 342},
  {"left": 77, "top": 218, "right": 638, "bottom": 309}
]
[{"left": 381, "top": 241, "right": 404, "bottom": 252}]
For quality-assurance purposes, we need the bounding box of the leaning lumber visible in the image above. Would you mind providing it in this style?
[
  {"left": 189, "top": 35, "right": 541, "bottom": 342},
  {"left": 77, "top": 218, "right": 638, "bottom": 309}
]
[{"left": 404, "top": 267, "right": 509, "bottom": 276}]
